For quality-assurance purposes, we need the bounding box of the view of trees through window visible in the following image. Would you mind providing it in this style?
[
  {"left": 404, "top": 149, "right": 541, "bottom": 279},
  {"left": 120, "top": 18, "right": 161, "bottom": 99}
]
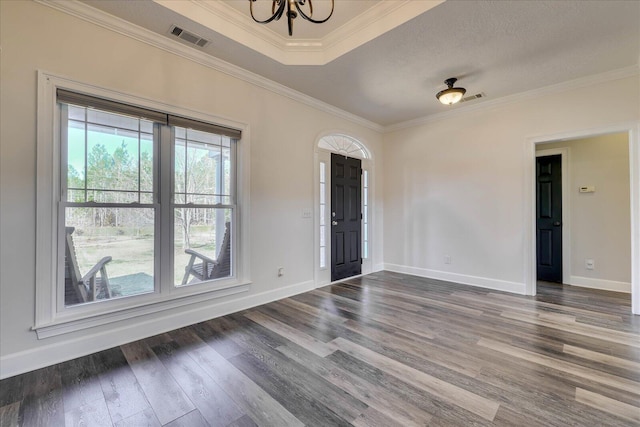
[
  {"left": 173, "top": 128, "right": 233, "bottom": 287},
  {"left": 64, "top": 106, "right": 156, "bottom": 304},
  {"left": 62, "top": 104, "right": 233, "bottom": 306}
]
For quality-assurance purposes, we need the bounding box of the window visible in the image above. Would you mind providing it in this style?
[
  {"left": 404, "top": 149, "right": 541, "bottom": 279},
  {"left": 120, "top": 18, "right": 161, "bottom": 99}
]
[
  {"left": 318, "top": 134, "right": 367, "bottom": 159},
  {"left": 61, "top": 103, "right": 157, "bottom": 305},
  {"left": 173, "top": 127, "right": 234, "bottom": 287},
  {"left": 319, "top": 161, "right": 327, "bottom": 269},
  {"left": 363, "top": 169, "right": 369, "bottom": 259},
  {"left": 58, "top": 90, "right": 240, "bottom": 307}
]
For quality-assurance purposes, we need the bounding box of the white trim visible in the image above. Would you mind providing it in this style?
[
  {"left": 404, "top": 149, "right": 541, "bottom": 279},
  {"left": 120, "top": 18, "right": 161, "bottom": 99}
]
[
  {"left": 34, "top": 0, "right": 383, "bottom": 133},
  {"left": 525, "top": 122, "right": 640, "bottom": 315},
  {"left": 313, "top": 132, "right": 375, "bottom": 287},
  {"left": 630, "top": 124, "right": 640, "bottom": 315},
  {"left": 35, "top": 72, "right": 59, "bottom": 327},
  {"left": 35, "top": 282, "right": 250, "bottom": 339},
  {"left": 535, "top": 148, "right": 571, "bottom": 285},
  {"left": 35, "top": 71, "right": 253, "bottom": 334},
  {"left": 32, "top": 0, "right": 638, "bottom": 133},
  {"left": 385, "top": 66, "right": 640, "bottom": 133},
  {"left": 314, "top": 150, "right": 331, "bottom": 287},
  {"left": 383, "top": 263, "right": 526, "bottom": 295},
  {"left": 568, "top": 276, "right": 631, "bottom": 293},
  {"left": 154, "top": 0, "right": 443, "bottom": 65},
  {"left": 1, "top": 279, "right": 315, "bottom": 380}
]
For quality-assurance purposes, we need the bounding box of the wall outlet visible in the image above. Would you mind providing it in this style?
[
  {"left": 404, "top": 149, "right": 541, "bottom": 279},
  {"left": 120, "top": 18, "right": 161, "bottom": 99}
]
[
  {"left": 278, "top": 267, "right": 284, "bottom": 277},
  {"left": 585, "top": 259, "right": 595, "bottom": 270},
  {"left": 444, "top": 255, "right": 452, "bottom": 265}
]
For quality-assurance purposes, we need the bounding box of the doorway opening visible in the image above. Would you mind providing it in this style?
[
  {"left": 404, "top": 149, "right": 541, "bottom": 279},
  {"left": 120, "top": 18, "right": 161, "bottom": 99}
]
[
  {"left": 528, "top": 124, "right": 639, "bottom": 315},
  {"left": 535, "top": 153, "right": 564, "bottom": 284},
  {"left": 315, "top": 134, "right": 373, "bottom": 286},
  {"left": 535, "top": 149, "right": 571, "bottom": 286}
]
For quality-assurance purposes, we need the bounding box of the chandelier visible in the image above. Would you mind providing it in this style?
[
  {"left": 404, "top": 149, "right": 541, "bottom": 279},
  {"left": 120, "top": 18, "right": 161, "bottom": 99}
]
[{"left": 249, "top": 0, "right": 335, "bottom": 37}]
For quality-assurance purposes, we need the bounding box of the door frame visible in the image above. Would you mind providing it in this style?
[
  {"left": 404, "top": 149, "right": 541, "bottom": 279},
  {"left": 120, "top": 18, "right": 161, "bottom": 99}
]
[
  {"left": 524, "top": 122, "right": 640, "bottom": 315},
  {"left": 535, "top": 148, "right": 571, "bottom": 285},
  {"left": 313, "top": 132, "right": 374, "bottom": 286}
]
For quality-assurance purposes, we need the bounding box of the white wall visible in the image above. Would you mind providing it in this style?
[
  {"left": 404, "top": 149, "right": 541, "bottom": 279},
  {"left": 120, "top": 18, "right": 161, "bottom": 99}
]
[
  {"left": 0, "top": 1, "right": 383, "bottom": 377},
  {"left": 537, "top": 134, "right": 631, "bottom": 291},
  {"left": 382, "top": 74, "right": 639, "bottom": 294},
  {"left": 1, "top": 0, "right": 638, "bottom": 379}
]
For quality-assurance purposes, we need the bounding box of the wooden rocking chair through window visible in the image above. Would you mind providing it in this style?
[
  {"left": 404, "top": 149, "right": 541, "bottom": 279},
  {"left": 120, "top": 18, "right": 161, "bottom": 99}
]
[
  {"left": 182, "top": 222, "right": 231, "bottom": 285},
  {"left": 65, "top": 226, "right": 113, "bottom": 305}
]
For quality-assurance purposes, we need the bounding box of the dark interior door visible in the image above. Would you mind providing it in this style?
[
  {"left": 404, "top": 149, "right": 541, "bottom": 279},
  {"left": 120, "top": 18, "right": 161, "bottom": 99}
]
[
  {"left": 331, "top": 153, "right": 362, "bottom": 281},
  {"left": 536, "top": 154, "right": 563, "bottom": 283}
]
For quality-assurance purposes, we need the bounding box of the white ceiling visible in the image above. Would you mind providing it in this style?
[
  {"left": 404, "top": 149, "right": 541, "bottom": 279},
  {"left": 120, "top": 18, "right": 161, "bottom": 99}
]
[{"left": 82, "top": 0, "right": 640, "bottom": 127}]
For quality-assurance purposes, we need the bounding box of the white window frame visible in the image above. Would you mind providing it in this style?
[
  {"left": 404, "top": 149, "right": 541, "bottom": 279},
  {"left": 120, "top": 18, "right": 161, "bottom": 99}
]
[
  {"left": 319, "top": 161, "right": 328, "bottom": 270},
  {"left": 35, "top": 71, "right": 251, "bottom": 338},
  {"left": 314, "top": 133, "right": 374, "bottom": 286}
]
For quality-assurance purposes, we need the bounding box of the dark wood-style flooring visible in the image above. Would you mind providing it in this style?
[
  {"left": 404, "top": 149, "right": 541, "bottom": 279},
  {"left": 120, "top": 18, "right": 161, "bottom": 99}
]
[{"left": 1, "top": 271, "right": 639, "bottom": 426}]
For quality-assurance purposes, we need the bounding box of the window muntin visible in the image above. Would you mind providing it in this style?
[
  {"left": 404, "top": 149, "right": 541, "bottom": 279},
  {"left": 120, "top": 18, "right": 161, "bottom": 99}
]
[
  {"left": 173, "top": 127, "right": 235, "bottom": 286},
  {"left": 59, "top": 96, "right": 239, "bottom": 308},
  {"left": 65, "top": 105, "right": 155, "bottom": 204},
  {"left": 62, "top": 105, "right": 157, "bottom": 306},
  {"left": 318, "top": 134, "right": 368, "bottom": 159},
  {"left": 174, "top": 128, "right": 233, "bottom": 205}
]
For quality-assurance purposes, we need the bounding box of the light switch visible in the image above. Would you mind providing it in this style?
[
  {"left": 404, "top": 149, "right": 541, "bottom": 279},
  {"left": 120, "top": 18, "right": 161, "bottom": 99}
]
[{"left": 579, "top": 186, "right": 596, "bottom": 193}]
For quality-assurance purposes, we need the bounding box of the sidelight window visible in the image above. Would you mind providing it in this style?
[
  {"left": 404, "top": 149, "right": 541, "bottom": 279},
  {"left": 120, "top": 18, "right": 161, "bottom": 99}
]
[{"left": 319, "top": 161, "right": 327, "bottom": 269}]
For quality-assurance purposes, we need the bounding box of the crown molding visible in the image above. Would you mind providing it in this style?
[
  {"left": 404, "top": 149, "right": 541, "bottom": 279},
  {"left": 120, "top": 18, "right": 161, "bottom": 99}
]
[
  {"left": 35, "top": 0, "right": 383, "bottom": 132},
  {"left": 321, "top": 0, "right": 443, "bottom": 63},
  {"left": 383, "top": 65, "right": 640, "bottom": 133},
  {"left": 153, "top": 0, "right": 443, "bottom": 65}
]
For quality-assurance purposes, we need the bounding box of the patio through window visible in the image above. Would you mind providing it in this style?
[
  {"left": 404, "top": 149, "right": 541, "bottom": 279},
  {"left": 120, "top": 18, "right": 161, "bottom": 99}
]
[{"left": 59, "top": 92, "right": 239, "bottom": 307}]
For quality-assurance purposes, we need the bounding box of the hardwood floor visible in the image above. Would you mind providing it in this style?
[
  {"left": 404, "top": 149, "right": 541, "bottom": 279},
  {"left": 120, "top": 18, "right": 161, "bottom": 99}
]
[{"left": 1, "top": 271, "right": 638, "bottom": 426}]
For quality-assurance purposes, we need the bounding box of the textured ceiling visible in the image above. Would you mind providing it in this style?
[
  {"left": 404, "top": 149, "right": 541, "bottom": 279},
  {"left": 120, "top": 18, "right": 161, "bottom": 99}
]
[{"left": 83, "top": 0, "right": 640, "bottom": 127}]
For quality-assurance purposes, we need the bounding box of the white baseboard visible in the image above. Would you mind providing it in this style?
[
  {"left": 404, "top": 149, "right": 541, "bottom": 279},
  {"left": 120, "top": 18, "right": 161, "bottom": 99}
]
[
  {"left": 383, "top": 263, "right": 527, "bottom": 294},
  {"left": 373, "top": 263, "right": 385, "bottom": 272},
  {"left": 569, "top": 276, "right": 631, "bottom": 293},
  {"left": 0, "top": 280, "right": 315, "bottom": 380}
]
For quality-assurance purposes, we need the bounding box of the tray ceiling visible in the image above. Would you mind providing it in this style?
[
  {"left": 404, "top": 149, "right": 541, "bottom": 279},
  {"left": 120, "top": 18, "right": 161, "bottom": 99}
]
[{"left": 79, "top": 0, "right": 640, "bottom": 126}]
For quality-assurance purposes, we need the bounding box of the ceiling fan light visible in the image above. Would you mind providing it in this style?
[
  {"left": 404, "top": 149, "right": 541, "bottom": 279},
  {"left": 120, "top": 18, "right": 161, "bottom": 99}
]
[
  {"left": 436, "top": 77, "right": 466, "bottom": 105},
  {"left": 437, "top": 87, "right": 466, "bottom": 105}
]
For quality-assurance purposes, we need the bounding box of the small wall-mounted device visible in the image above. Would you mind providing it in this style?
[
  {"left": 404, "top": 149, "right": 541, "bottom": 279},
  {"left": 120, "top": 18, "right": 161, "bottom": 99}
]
[{"left": 579, "top": 186, "right": 596, "bottom": 193}]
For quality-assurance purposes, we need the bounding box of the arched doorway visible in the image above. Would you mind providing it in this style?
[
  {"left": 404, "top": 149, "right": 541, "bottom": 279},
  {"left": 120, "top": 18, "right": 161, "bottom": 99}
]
[{"left": 314, "top": 133, "right": 373, "bottom": 285}]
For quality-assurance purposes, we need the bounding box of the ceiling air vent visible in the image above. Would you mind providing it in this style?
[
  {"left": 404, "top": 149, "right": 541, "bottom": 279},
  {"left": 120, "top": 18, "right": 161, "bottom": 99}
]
[
  {"left": 459, "top": 92, "right": 485, "bottom": 103},
  {"left": 169, "top": 25, "right": 209, "bottom": 48}
]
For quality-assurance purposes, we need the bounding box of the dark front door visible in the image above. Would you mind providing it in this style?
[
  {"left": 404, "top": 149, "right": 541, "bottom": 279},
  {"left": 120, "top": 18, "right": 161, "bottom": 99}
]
[
  {"left": 331, "top": 153, "right": 362, "bottom": 281},
  {"left": 536, "top": 155, "right": 563, "bottom": 283}
]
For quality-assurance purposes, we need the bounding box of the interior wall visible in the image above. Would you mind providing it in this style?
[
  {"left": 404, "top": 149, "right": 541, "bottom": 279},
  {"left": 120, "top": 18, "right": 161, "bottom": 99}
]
[
  {"left": 537, "top": 133, "right": 631, "bottom": 291},
  {"left": 0, "top": 1, "right": 383, "bottom": 376},
  {"left": 382, "top": 74, "right": 639, "bottom": 293}
]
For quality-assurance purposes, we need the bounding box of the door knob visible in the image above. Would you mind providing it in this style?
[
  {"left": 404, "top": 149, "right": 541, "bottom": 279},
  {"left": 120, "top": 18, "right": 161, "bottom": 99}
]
[
  {"left": 553, "top": 221, "right": 562, "bottom": 226},
  {"left": 332, "top": 221, "right": 338, "bottom": 226}
]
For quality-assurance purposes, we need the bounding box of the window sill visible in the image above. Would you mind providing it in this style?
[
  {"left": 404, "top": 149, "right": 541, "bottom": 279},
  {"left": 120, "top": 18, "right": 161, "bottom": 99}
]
[{"left": 33, "top": 281, "right": 251, "bottom": 339}]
